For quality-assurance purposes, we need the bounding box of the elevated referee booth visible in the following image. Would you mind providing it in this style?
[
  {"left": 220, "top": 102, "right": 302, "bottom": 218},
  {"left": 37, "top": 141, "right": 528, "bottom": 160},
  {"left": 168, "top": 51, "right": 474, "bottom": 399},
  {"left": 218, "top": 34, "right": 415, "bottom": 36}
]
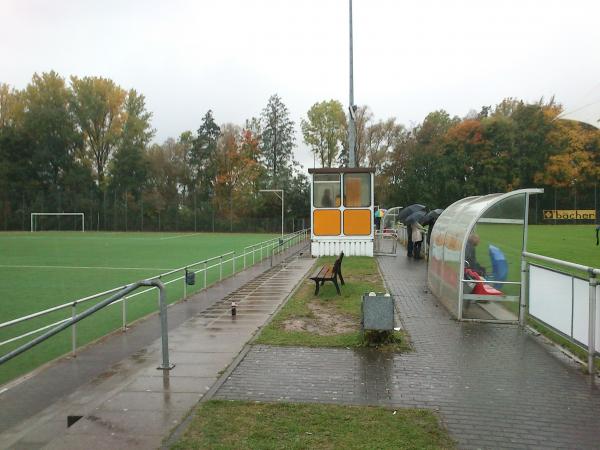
[{"left": 309, "top": 168, "right": 374, "bottom": 257}]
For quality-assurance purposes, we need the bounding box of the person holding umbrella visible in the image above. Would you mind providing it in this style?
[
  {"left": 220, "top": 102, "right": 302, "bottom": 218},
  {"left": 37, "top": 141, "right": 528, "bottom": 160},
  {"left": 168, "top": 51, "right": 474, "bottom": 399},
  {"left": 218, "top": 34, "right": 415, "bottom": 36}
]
[
  {"left": 421, "top": 208, "right": 444, "bottom": 251},
  {"left": 404, "top": 208, "right": 427, "bottom": 259},
  {"left": 398, "top": 204, "right": 426, "bottom": 258},
  {"left": 412, "top": 221, "right": 426, "bottom": 259}
]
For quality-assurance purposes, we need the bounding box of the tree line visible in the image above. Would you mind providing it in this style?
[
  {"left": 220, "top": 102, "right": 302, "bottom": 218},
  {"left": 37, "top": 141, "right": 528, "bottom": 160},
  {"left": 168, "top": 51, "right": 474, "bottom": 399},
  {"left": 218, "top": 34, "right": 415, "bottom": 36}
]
[
  {"left": 2, "top": 72, "right": 598, "bottom": 232},
  {"left": 0, "top": 72, "right": 309, "bottom": 232},
  {"left": 300, "top": 98, "right": 600, "bottom": 213}
]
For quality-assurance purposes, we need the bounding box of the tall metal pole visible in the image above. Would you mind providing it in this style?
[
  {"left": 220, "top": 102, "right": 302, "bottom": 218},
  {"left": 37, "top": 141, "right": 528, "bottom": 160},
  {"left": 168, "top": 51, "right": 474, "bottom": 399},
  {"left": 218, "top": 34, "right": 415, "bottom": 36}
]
[
  {"left": 281, "top": 190, "right": 284, "bottom": 237},
  {"left": 348, "top": 0, "right": 356, "bottom": 168}
]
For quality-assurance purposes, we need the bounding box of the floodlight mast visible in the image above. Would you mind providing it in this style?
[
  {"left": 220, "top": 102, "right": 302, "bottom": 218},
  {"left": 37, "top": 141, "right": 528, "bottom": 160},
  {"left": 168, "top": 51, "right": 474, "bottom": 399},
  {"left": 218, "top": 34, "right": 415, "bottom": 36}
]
[
  {"left": 259, "top": 189, "right": 284, "bottom": 236},
  {"left": 348, "top": 0, "right": 356, "bottom": 168}
]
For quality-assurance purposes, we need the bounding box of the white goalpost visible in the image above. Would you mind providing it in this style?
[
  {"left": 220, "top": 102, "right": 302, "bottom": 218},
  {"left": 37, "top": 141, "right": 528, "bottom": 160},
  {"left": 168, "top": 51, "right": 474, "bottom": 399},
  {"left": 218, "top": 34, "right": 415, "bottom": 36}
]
[{"left": 31, "top": 213, "right": 85, "bottom": 232}]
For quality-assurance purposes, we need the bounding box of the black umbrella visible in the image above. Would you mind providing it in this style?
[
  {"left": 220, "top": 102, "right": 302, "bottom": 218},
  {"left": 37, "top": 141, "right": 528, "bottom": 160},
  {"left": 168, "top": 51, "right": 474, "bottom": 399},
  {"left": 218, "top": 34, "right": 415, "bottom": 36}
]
[
  {"left": 397, "top": 204, "right": 426, "bottom": 222},
  {"left": 420, "top": 208, "right": 444, "bottom": 226},
  {"left": 405, "top": 210, "right": 426, "bottom": 225}
]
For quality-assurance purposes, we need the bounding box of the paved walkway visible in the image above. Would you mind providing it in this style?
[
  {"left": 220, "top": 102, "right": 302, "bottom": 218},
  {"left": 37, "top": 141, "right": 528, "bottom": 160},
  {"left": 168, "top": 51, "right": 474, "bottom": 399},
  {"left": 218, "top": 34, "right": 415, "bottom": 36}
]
[
  {"left": 0, "top": 244, "right": 313, "bottom": 450},
  {"left": 215, "top": 253, "right": 600, "bottom": 449}
]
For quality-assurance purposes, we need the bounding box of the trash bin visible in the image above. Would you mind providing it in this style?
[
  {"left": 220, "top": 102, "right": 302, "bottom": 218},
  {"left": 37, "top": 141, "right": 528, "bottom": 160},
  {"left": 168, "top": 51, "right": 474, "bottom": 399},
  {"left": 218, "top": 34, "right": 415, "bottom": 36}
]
[
  {"left": 185, "top": 269, "right": 195, "bottom": 286},
  {"left": 361, "top": 293, "right": 394, "bottom": 331}
]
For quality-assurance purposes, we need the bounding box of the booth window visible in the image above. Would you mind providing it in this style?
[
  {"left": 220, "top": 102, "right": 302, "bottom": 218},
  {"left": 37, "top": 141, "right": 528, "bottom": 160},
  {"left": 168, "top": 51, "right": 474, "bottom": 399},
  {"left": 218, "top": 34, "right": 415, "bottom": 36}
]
[
  {"left": 314, "top": 173, "right": 341, "bottom": 208},
  {"left": 343, "top": 173, "right": 370, "bottom": 207}
]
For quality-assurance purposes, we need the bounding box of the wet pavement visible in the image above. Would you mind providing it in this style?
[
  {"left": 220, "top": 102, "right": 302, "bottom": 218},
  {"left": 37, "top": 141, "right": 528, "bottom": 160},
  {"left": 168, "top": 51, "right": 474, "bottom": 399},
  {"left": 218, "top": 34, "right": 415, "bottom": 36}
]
[
  {"left": 215, "top": 252, "right": 600, "bottom": 449},
  {"left": 0, "top": 243, "right": 313, "bottom": 449}
]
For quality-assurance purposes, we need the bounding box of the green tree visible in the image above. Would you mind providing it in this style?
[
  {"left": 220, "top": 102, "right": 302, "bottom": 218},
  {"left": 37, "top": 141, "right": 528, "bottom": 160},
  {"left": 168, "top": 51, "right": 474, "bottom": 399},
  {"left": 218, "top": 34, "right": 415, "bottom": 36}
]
[
  {"left": 365, "top": 118, "right": 403, "bottom": 173},
  {"left": 190, "top": 110, "right": 221, "bottom": 198},
  {"left": 23, "top": 72, "right": 82, "bottom": 190},
  {"left": 109, "top": 89, "right": 154, "bottom": 199},
  {"left": 301, "top": 99, "right": 346, "bottom": 167},
  {"left": 260, "top": 94, "right": 296, "bottom": 181},
  {"left": 70, "top": 76, "right": 127, "bottom": 188}
]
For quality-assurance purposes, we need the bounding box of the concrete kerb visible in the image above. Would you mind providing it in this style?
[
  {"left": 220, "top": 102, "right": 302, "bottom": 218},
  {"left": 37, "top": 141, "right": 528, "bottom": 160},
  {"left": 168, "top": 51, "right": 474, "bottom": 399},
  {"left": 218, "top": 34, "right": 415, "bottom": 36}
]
[{"left": 161, "top": 243, "right": 313, "bottom": 449}]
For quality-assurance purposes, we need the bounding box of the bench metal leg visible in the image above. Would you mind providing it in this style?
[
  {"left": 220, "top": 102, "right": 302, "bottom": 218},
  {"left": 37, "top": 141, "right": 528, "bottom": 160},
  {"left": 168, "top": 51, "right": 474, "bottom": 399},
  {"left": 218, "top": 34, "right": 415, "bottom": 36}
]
[
  {"left": 338, "top": 271, "right": 345, "bottom": 286},
  {"left": 314, "top": 281, "right": 320, "bottom": 296},
  {"left": 332, "top": 278, "right": 341, "bottom": 295}
]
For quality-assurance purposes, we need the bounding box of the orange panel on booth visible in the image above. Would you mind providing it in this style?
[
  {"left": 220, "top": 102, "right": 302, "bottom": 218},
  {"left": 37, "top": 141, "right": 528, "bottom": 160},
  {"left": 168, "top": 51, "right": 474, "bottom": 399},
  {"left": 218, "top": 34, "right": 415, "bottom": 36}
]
[
  {"left": 343, "top": 209, "right": 371, "bottom": 235},
  {"left": 313, "top": 210, "right": 341, "bottom": 236}
]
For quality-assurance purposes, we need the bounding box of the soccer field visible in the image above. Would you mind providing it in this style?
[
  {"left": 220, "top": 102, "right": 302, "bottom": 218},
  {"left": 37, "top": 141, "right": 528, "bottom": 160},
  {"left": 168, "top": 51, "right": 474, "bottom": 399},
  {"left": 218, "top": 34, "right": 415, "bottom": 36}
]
[{"left": 0, "top": 231, "right": 279, "bottom": 385}]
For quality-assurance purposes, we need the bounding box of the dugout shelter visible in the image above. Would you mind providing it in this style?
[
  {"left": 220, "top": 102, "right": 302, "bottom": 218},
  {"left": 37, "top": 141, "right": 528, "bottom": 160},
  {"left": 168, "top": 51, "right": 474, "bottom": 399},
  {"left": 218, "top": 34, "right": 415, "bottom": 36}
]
[{"left": 428, "top": 188, "right": 543, "bottom": 322}]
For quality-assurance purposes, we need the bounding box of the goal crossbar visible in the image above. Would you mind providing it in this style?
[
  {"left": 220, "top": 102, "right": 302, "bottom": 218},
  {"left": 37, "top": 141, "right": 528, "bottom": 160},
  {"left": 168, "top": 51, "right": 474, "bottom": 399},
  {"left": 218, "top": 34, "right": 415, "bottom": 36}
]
[{"left": 31, "top": 213, "right": 85, "bottom": 232}]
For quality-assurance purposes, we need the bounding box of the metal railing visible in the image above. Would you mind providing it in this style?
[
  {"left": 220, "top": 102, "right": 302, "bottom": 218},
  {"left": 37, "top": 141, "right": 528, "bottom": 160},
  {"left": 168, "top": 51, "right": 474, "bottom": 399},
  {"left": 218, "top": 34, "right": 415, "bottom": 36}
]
[
  {"left": 523, "top": 251, "right": 599, "bottom": 374},
  {"left": 0, "top": 229, "right": 309, "bottom": 359},
  {"left": 0, "top": 279, "right": 174, "bottom": 369}
]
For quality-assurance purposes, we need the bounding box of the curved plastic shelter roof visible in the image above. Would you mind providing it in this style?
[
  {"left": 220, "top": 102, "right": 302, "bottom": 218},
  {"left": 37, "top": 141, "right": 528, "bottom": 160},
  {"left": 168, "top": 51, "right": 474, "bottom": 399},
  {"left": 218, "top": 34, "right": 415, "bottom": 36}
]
[
  {"left": 428, "top": 189, "right": 543, "bottom": 322},
  {"left": 382, "top": 206, "right": 403, "bottom": 231}
]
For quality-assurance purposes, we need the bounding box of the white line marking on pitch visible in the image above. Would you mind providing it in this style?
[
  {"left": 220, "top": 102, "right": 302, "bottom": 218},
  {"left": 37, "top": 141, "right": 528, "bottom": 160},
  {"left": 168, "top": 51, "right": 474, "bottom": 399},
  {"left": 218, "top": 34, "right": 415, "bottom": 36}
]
[
  {"left": 0, "top": 264, "right": 174, "bottom": 271},
  {"left": 159, "top": 234, "right": 202, "bottom": 240}
]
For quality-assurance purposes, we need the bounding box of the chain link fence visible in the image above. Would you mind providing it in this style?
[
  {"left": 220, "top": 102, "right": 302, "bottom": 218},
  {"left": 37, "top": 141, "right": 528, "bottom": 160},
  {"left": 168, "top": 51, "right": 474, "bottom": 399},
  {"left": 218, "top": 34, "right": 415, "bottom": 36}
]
[{"left": 0, "top": 189, "right": 308, "bottom": 233}]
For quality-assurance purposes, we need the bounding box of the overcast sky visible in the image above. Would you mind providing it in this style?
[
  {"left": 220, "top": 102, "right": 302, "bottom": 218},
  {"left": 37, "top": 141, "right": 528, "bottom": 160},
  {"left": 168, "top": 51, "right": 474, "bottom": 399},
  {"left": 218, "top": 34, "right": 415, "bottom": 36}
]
[{"left": 2, "top": 0, "right": 599, "bottom": 170}]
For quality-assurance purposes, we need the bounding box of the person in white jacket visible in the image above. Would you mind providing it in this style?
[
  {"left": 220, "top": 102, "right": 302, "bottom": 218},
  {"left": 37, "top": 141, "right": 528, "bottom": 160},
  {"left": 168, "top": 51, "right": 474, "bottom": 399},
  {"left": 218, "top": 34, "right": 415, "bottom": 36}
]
[{"left": 411, "top": 222, "right": 426, "bottom": 259}]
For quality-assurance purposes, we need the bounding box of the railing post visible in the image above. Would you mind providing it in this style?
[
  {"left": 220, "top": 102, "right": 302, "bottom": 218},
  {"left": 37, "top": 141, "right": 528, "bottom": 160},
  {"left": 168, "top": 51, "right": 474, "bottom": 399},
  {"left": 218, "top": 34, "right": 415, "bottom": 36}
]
[
  {"left": 233, "top": 251, "right": 236, "bottom": 275},
  {"left": 154, "top": 279, "right": 174, "bottom": 370},
  {"left": 71, "top": 304, "right": 77, "bottom": 356},
  {"left": 183, "top": 268, "right": 187, "bottom": 299},
  {"left": 588, "top": 271, "right": 597, "bottom": 375},
  {"left": 219, "top": 255, "right": 223, "bottom": 281},
  {"left": 122, "top": 296, "right": 127, "bottom": 331},
  {"left": 204, "top": 261, "right": 207, "bottom": 289},
  {"left": 519, "top": 259, "right": 528, "bottom": 326},
  {"left": 243, "top": 249, "right": 246, "bottom": 269},
  {"left": 260, "top": 245, "right": 263, "bottom": 261},
  {"left": 252, "top": 245, "right": 255, "bottom": 265}
]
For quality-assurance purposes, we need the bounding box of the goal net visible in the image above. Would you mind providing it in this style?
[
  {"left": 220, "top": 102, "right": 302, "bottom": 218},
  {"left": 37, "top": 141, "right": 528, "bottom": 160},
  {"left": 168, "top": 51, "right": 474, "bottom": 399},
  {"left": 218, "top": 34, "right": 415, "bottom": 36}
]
[{"left": 31, "top": 213, "right": 85, "bottom": 232}]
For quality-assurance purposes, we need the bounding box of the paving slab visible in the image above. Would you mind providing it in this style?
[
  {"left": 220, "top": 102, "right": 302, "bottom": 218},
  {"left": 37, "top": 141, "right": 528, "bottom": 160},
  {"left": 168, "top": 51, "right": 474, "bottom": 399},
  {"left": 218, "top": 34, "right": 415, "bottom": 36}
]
[
  {"left": 215, "top": 252, "right": 600, "bottom": 449},
  {"left": 0, "top": 243, "right": 313, "bottom": 449}
]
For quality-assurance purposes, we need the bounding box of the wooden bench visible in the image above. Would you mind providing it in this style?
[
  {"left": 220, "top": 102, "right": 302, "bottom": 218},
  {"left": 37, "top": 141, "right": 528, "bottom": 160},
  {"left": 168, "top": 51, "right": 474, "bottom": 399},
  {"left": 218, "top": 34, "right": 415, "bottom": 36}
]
[{"left": 310, "top": 252, "right": 345, "bottom": 295}]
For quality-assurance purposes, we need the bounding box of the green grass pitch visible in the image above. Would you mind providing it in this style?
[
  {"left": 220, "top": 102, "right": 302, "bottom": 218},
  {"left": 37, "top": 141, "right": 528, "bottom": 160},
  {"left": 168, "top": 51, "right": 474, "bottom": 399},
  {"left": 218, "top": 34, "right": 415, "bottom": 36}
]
[
  {"left": 0, "top": 225, "right": 598, "bottom": 385},
  {"left": 0, "top": 231, "right": 278, "bottom": 385}
]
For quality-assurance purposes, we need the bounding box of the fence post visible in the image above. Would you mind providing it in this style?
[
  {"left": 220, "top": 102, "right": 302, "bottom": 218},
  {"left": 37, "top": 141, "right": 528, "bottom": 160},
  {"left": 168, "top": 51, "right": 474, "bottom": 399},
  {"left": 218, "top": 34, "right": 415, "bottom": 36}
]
[
  {"left": 233, "top": 251, "right": 236, "bottom": 275},
  {"left": 243, "top": 249, "right": 246, "bottom": 269},
  {"left": 588, "top": 271, "right": 597, "bottom": 375},
  {"left": 219, "top": 255, "right": 223, "bottom": 281},
  {"left": 122, "top": 296, "right": 127, "bottom": 331},
  {"left": 260, "top": 245, "right": 263, "bottom": 261},
  {"left": 71, "top": 304, "right": 77, "bottom": 356},
  {"left": 252, "top": 245, "right": 255, "bottom": 265},
  {"left": 204, "top": 261, "right": 207, "bottom": 289}
]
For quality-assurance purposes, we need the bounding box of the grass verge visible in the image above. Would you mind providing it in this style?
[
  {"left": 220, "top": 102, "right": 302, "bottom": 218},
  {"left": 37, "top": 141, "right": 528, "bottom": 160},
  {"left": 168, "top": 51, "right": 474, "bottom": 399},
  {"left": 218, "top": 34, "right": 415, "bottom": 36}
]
[
  {"left": 255, "top": 256, "right": 410, "bottom": 351},
  {"left": 171, "top": 400, "right": 455, "bottom": 450}
]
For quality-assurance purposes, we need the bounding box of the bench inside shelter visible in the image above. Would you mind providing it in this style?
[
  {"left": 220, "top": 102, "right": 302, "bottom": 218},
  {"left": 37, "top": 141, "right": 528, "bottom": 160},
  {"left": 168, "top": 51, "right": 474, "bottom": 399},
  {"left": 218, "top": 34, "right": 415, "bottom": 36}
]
[{"left": 310, "top": 252, "right": 345, "bottom": 295}]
